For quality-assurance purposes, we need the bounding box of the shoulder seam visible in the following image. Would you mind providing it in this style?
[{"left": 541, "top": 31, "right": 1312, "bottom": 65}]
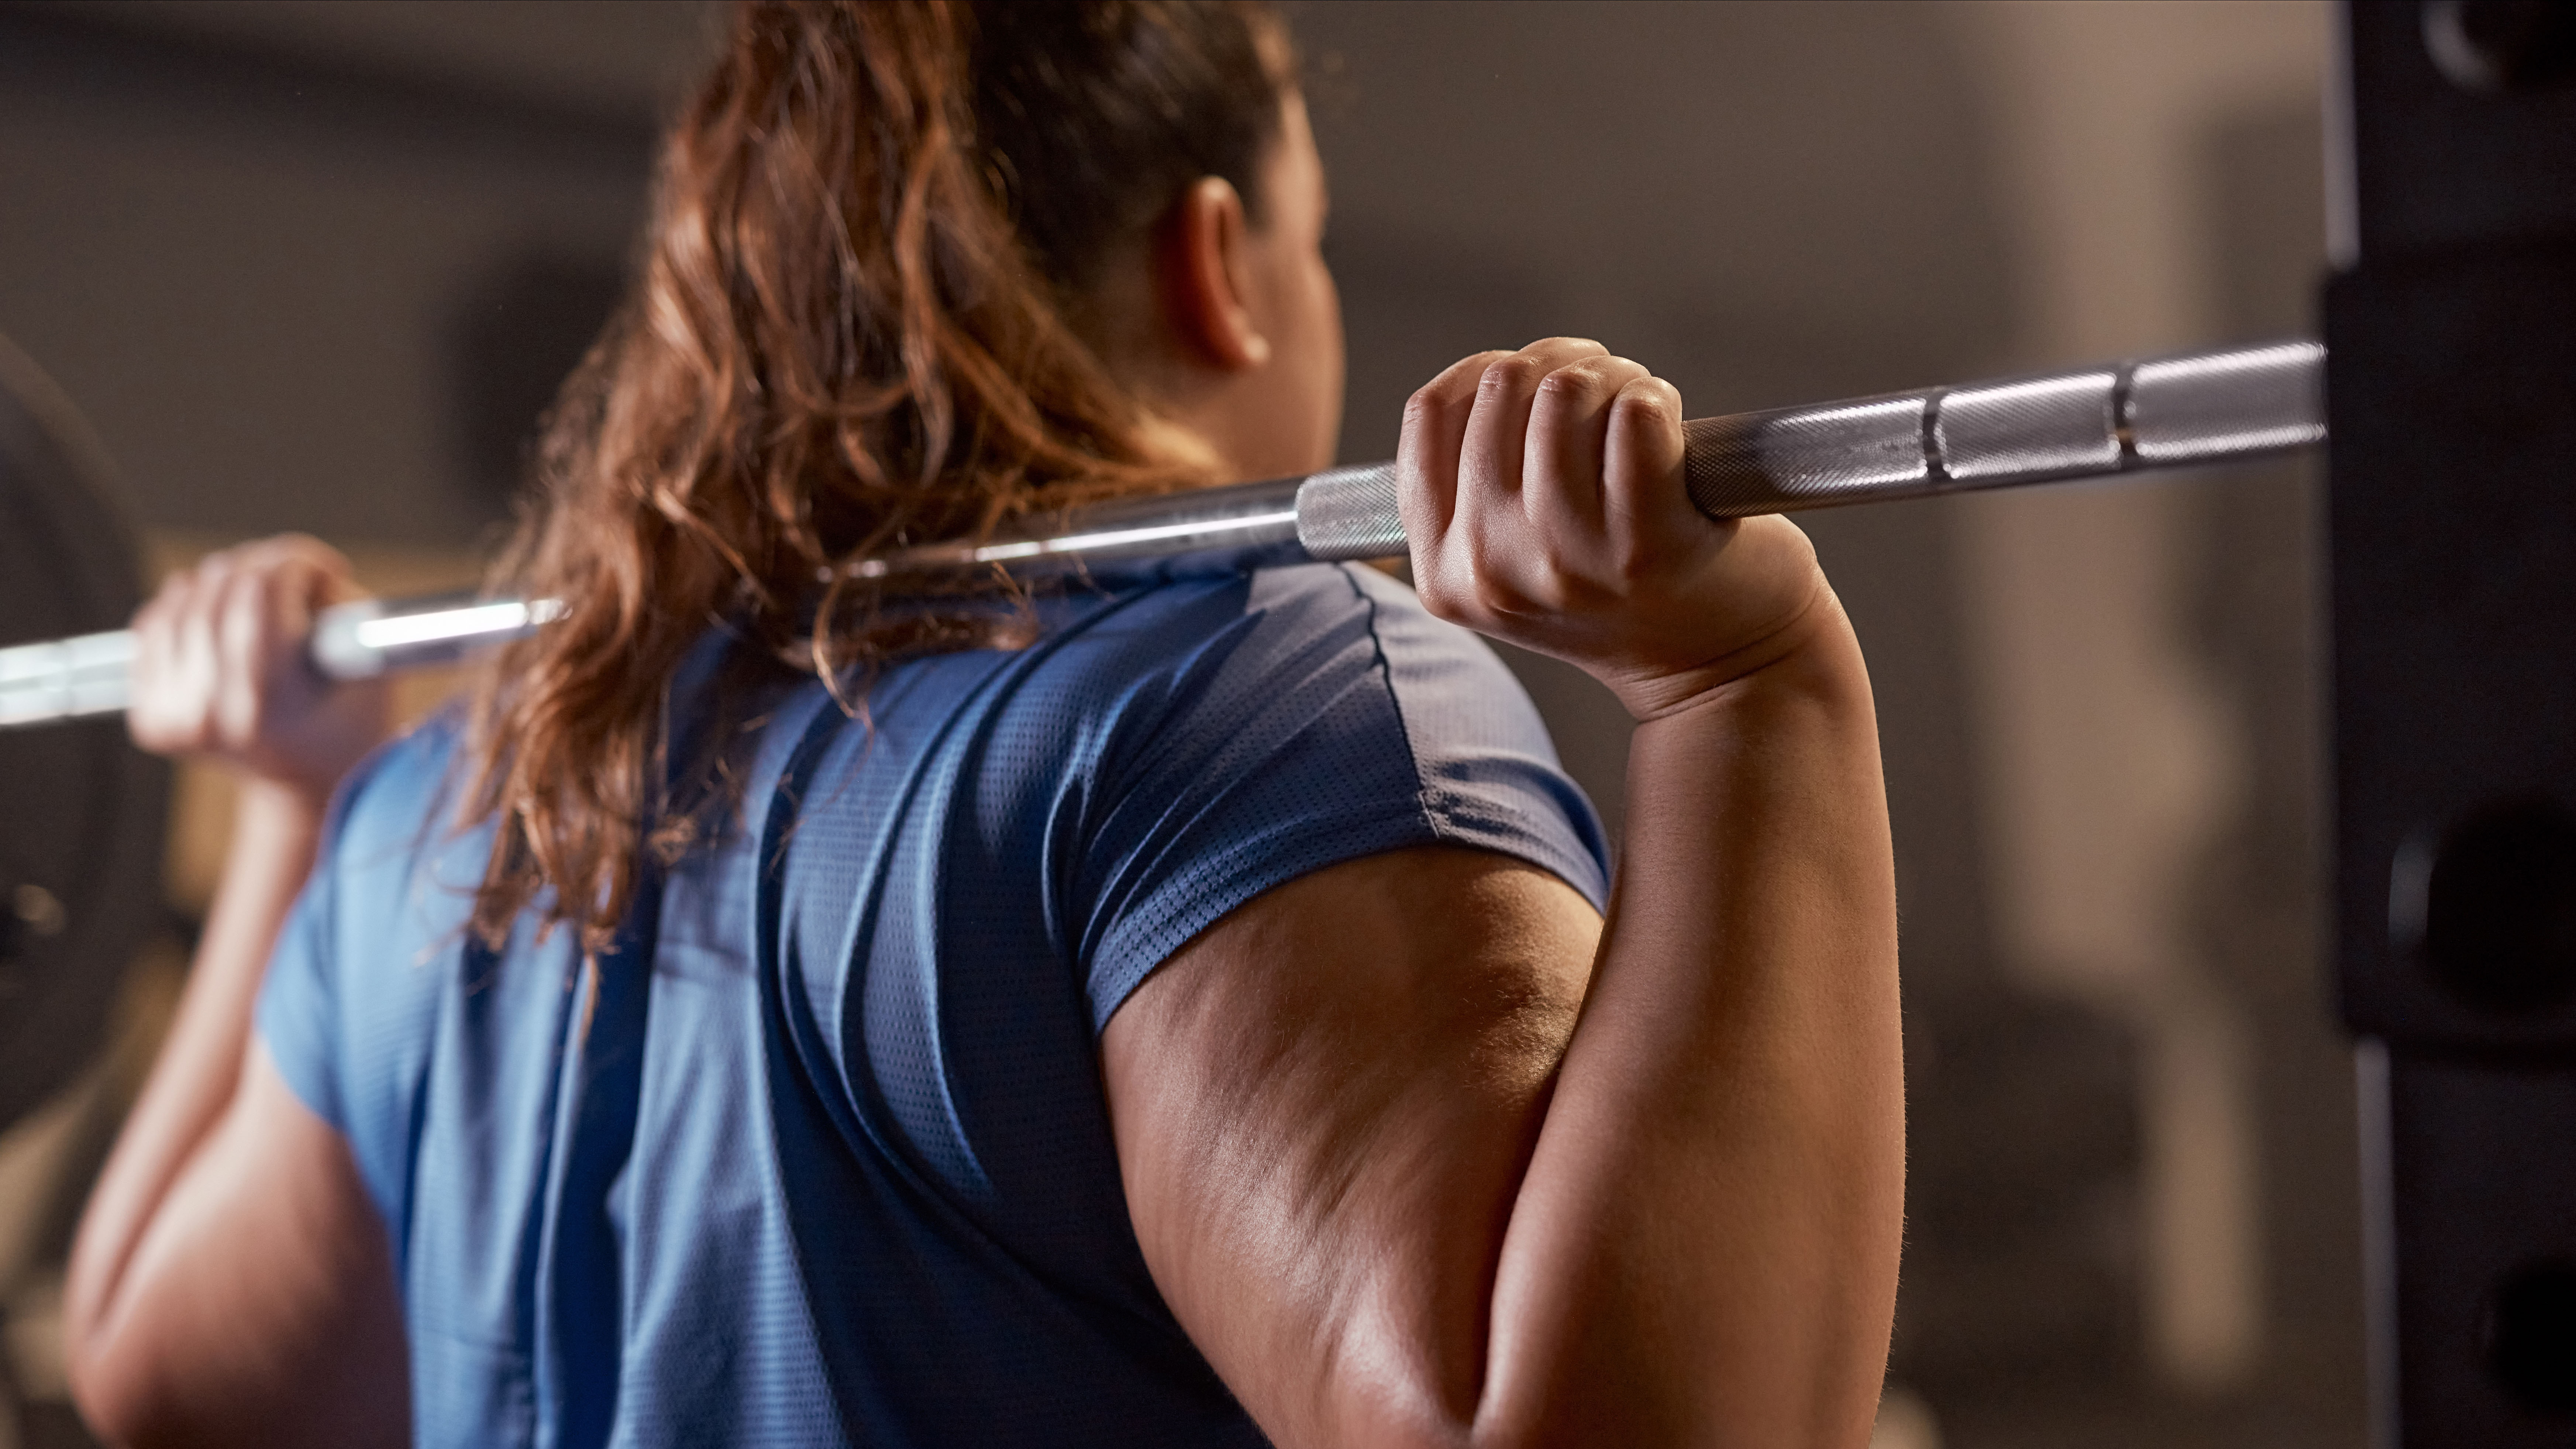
[{"left": 1337, "top": 564, "right": 1451, "bottom": 842}]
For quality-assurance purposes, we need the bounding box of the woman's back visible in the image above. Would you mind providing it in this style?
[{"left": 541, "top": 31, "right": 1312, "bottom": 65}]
[{"left": 266, "top": 564, "right": 1604, "bottom": 1447}]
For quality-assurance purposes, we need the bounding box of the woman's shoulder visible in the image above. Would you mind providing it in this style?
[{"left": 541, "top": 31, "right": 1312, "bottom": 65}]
[
  {"left": 1049, "top": 560, "right": 1519, "bottom": 708},
  {"left": 1018, "top": 561, "right": 1595, "bottom": 867},
  {"left": 307, "top": 710, "right": 494, "bottom": 923},
  {"left": 328, "top": 709, "right": 467, "bottom": 847},
  {"left": 1008, "top": 567, "right": 1609, "bottom": 1027},
  {"left": 984, "top": 563, "right": 1500, "bottom": 769}
]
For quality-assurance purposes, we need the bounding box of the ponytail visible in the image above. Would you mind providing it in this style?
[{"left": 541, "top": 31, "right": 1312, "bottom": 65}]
[{"left": 461, "top": 1, "right": 1291, "bottom": 950}]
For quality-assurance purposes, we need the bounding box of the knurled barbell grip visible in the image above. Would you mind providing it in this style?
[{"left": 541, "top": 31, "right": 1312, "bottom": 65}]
[{"left": 1675, "top": 338, "right": 2325, "bottom": 518}]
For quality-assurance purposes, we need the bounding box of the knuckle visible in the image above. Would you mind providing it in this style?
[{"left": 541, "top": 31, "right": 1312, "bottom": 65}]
[
  {"left": 1617, "top": 374, "right": 1680, "bottom": 412},
  {"left": 1473, "top": 574, "right": 1532, "bottom": 619},
  {"left": 1414, "top": 564, "right": 1474, "bottom": 624},
  {"left": 1460, "top": 547, "right": 1522, "bottom": 611},
  {"left": 1595, "top": 355, "right": 1652, "bottom": 388},
  {"left": 1416, "top": 352, "right": 1507, "bottom": 412},
  {"left": 1535, "top": 365, "right": 1614, "bottom": 407},
  {"left": 1402, "top": 385, "right": 1454, "bottom": 430},
  {"left": 1478, "top": 355, "right": 1543, "bottom": 395},
  {"left": 1610, "top": 533, "right": 1661, "bottom": 583},
  {"left": 1416, "top": 579, "right": 1463, "bottom": 623}
]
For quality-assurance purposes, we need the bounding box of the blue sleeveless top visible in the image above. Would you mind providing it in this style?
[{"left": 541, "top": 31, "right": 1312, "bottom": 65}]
[{"left": 256, "top": 562, "right": 1609, "bottom": 1449}]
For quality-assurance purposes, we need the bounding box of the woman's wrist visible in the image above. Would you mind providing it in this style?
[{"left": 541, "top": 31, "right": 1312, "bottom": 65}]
[
  {"left": 1619, "top": 588, "right": 1871, "bottom": 734},
  {"left": 234, "top": 774, "right": 335, "bottom": 837}
]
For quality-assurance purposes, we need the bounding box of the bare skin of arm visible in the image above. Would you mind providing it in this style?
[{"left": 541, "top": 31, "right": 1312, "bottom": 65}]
[
  {"left": 64, "top": 537, "right": 407, "bottom": 1448},
  {"left": 1103, "top": 340, "right": 1903, "bottom": 1448}
]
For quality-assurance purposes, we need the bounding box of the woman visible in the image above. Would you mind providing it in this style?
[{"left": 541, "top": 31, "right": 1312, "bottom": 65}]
[{"left": 63, "top": 3, "right": 1902, "bottom": 1446}]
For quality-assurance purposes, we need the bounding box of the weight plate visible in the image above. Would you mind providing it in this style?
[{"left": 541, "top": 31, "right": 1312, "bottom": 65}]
[{"left": 0, "top": 333, "right": 168, "bottom": 1137}]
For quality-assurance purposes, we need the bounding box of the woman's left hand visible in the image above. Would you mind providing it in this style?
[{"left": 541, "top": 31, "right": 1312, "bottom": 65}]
[{"left": 1396, "top": 338, "right": 1835, "bottom": 721}]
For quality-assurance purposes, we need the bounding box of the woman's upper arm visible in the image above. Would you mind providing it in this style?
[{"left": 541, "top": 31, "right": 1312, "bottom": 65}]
[
  {"left": 1100, "top": 844, "right": 1601, "bottom": 1449},
  {"left": 71, "top": 1044, "right": 407, "bottom": 1449}
]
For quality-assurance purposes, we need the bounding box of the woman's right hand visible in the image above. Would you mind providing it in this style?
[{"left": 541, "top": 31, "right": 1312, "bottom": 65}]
[
  {"left": 127, "top": 534, "right": 393, "bottom": 807},
  {"left": 1396, "top": 337, "right": 1845, "bottom": 720}
]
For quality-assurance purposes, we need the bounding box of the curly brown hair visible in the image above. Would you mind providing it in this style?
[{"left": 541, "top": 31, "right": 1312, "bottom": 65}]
[{"left": 461, "top": 1, "right": 1292, "bottom": 949}]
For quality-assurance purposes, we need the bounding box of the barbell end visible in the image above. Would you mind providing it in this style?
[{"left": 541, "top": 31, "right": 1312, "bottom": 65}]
[
  {"left": 0, "top": 629, "right": 134, "bottom": 727},
  {"left": 1678, "top": 338, "right": 2326, "bottom": 519}
]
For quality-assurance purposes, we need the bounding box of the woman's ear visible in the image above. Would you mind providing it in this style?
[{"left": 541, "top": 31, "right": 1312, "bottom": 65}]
[{"left": 1156, "top": 176, "right": 1273, "bottom": 372}]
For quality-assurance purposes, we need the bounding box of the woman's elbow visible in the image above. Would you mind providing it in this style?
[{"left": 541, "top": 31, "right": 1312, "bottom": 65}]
[{"left": 66, "top": 1329, "right": 171, "bottom": 1449}]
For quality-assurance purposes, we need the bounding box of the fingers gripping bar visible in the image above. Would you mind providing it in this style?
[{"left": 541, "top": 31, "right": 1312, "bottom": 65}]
[{"left": 0, "top": 339, "right": 2324, "bottom": 727}]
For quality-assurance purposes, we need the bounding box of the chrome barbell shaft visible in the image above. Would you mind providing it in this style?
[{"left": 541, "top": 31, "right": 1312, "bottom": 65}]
[{"left": 0, "top": 338, "right": 2324, "bottom": 729}]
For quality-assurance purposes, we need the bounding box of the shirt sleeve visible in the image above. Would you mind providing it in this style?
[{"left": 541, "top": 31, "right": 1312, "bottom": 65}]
[
  {"left": 1071, "top": 563, "right": 1611, "bottom": 1030},
  {"left": 250, "top": 719, "right": 457, "bottom": 1137}
]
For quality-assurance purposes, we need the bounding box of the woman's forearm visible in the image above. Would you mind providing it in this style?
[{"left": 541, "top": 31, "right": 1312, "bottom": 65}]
[
  {"left": 1482, "top": 616, "right": 1903, "bottom": 1448},
  {"left": 66, "top": 781, "right": 329, "bottom": 1359}
]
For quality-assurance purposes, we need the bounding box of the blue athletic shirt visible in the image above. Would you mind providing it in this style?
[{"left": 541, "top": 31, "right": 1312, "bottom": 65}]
[{"left": 256, "top": 561, "right": 1610, "bottom": 1449}]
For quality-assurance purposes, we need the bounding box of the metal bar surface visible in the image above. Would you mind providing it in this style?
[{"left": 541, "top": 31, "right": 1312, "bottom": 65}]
[{"left": 0, "top": 338, "right": 2324, "bottom": 728}]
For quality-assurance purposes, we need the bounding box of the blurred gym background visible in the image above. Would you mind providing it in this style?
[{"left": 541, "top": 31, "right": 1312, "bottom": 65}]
[{"left": 0, "top": 2, "right": 2342, "bottom": 1445}]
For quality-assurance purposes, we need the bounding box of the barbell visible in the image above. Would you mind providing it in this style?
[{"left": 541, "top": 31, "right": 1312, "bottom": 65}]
[{"left": 0, "top": 338, "right": 2324, "bottom": 730}]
